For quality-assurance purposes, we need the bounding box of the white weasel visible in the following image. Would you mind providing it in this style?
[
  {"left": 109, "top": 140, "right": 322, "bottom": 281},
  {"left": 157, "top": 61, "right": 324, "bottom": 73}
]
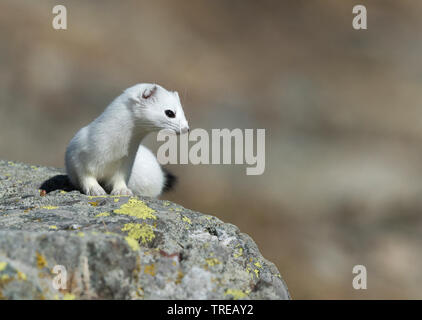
[{"left": 65, "top": 83, "right": 189, "bottom": 197}]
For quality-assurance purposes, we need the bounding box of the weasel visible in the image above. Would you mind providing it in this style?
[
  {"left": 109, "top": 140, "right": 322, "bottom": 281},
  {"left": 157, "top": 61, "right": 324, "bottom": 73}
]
[{"left": 65, "top": 83, "right": 189, "bottom": 197}]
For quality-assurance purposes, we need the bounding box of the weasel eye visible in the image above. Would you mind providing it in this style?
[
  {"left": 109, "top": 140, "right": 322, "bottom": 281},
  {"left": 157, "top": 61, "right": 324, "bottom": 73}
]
[{"left": 165, "top": 110, "right": 176, "bottom": 118}]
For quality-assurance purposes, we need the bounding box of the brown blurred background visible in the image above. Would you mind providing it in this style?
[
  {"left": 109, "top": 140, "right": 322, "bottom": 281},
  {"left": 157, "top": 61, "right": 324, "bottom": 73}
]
[{"left": 1, "top": 0, "right": 422, "bottom": 299}]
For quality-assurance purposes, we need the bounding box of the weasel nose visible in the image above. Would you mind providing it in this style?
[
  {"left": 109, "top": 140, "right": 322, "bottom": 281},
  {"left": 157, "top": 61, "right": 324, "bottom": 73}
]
[{"left": 181, "top": 126, "right": 190, "bottom": 134}]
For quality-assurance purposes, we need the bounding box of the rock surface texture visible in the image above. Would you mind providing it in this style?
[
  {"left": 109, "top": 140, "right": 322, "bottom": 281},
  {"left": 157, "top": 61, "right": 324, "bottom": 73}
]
[{"left": 0, "top": 160, "right": 290, "bottom": 300}]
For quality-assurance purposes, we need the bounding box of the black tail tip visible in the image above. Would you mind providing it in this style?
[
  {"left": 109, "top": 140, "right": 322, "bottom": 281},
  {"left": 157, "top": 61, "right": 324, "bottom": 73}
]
[{"left": 163, "top": 168, "right": 177, "bottom": 193}]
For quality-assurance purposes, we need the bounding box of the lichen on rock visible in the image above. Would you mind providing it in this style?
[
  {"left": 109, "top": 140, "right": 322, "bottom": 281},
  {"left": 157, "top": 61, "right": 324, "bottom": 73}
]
[{"left": 0, "top": 160, "right": 290, "bottom": 300}]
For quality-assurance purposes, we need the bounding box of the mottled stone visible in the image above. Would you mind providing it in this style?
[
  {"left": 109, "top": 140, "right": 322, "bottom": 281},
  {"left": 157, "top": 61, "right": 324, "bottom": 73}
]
[{"left": 0, "top": 160, "right": 289, "bottom": 300}]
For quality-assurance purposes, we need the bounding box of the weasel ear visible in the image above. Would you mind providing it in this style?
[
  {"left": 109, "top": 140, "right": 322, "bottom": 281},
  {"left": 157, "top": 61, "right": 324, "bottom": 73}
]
[
  {"left": 173, "top": 91, "right": 180, "bottom": 99},
  {"left": 142, "top": 85, "right": 158, "bottom": 99}
]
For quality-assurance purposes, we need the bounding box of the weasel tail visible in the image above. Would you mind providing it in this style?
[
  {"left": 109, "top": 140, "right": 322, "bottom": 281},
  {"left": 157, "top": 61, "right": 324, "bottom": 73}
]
[
  {"left": 126, "top": 145, "right": 175, "bottom": 197},
  {"left": 162, "top": 168, "right": 178, "bottom": 193}
]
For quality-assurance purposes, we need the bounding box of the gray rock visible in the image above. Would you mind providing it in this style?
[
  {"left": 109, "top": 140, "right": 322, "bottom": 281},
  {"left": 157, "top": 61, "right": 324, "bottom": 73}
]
[{"left": 0, "top": 160, "right": 290, "bottom": 300}]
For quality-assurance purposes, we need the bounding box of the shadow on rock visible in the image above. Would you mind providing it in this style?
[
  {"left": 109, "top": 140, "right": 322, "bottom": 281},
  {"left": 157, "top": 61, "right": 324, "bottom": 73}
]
[{"left": 40, "top": 175, "right": 78, "bottom": 193}]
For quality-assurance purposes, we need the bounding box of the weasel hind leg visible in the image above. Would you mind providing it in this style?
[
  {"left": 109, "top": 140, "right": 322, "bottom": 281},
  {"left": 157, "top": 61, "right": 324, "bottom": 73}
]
[
  {"left": 111, "top": 187, "right": 133, "bottom": 196},
  {"left": 109, "top": 172, "right": 134, "bottom": 196},
  {"left": 128, "top": 145, "right": 166, "bottom": 197}
]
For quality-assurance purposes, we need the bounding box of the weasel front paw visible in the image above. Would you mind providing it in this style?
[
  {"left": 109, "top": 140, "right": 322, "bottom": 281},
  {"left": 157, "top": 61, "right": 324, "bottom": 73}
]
[
  {"left": 111, "top": 188, "right": 133, "bottom": 196},
  {"left": 85, "top": 185, "right": 107, "bottom": 196}
]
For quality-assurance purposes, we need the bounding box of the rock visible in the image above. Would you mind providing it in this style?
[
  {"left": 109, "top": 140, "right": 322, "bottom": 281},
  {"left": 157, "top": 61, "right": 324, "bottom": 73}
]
[{"left": 0, "top": 160, "right": 290, "bottom": 300}]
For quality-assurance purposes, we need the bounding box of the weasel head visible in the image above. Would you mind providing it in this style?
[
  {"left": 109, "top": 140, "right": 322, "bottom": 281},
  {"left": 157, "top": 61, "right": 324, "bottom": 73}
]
[{"left": 124, "top": 83, "right": 189, "bottom": 134}]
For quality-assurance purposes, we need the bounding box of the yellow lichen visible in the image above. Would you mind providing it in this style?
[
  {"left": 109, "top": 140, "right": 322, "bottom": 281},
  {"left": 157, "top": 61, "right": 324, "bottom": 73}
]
[
  {"left": 136, "top": 287, "right": 144, "bottom": 297},
  {"left": 49, "top": 225, "right": 58, "bottom": 230},
  {"left": 121, "top": 223, "right": 155, "bottom": 244},
  {"left": 95, "top": 212, "right": 110, "bottom": 218},
  {"left": 254, "top": 269, "right": 260, "bottom": 277},
  {"left": 175, "top": 271, "right": 184, "bottom": 284},
  {"left": 205, "top": 258, "right": 221, "bottom": 267},
  {"left": 114, "top": 198, "right": 156, "bottom": 220},
  {"left": 1, "top": 274, "right": 10, "bottom": 281},
  {"left": 144, "top": 264, "right": 156, "bottom": 276},
  {"left": 17, "top": 271, "right": 27, "bottom": 281},
  {"left": 88, "top": 201, "right": 99, "bottom": 207},
  {"left": 63, "top": 293, "right": 76, "bottom": 300},
  {"left": 36, "top": 252, "right": 47, "bottom": 269},
  {"left": 254, "top": 261, "right": 262, "bottom": 268},
  {"left": 77, "top": 232, "right": 85, "bottom": 237},
  {"left": 234, "top": 247, "right": 243, "bottom": 258},
  {"left": 114, "top": 198, "right": 119, "bottom": 203},
  {"left": 224, "top": 289, "right": 247, "bottom": 300},
  {"left": 125, "top": 236, "right": 140, "bottom": 251},
  {"left": 182, "top": 216, "right": 192, "bottom": 224},
  {"left": 0, "top": 262, "right": 7, "bottom": 271},
  {"left": 60, "top": 190, "right": 67, "bottom": 194},
  {"left": 41, "top": 206, "right": 58, "bottom": 210}
]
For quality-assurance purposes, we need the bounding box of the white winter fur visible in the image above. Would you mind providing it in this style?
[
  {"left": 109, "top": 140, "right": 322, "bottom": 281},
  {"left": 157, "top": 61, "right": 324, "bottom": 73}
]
[
  {"left": 65, "top": 83, "right": 189, "bottom": 197},
  {"left": 127, "top": 145, "right": 165, "bottom": 197}
]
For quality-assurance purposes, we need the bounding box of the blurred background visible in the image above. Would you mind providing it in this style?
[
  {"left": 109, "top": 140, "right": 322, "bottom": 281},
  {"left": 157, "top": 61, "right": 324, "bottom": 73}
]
[{"left": 1, "top": 0, "right": 422, "bottom": 299}]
